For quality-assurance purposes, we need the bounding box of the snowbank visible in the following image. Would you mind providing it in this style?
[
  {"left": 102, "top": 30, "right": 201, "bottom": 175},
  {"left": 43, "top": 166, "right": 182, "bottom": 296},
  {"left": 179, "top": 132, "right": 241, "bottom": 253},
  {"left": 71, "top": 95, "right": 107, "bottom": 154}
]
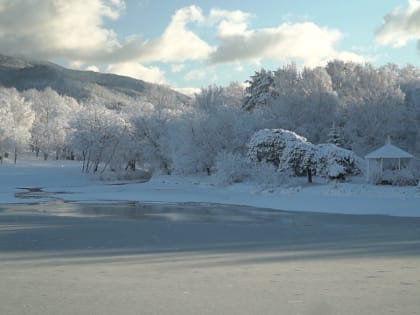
[{"left": 0, "top": 157, "right": 419, "bottom": 217}]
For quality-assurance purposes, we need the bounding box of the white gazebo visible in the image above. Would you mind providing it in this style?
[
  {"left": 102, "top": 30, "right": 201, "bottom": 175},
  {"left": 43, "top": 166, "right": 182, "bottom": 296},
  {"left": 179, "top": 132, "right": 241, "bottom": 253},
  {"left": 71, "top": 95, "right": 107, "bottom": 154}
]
[{"left": 365, "top": 137, "right": 414, "bottom": 184}]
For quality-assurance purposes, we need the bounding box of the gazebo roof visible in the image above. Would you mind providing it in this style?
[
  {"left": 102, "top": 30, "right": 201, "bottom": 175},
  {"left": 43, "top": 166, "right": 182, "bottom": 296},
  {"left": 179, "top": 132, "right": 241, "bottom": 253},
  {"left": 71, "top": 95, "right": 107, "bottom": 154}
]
[{"left": 365, "top": 144, "right": 414, "bottom": 159}]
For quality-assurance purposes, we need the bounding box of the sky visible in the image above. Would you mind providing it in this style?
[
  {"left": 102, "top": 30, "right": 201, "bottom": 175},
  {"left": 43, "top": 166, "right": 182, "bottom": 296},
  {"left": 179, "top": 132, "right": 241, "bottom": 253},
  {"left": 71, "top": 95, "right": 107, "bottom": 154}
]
[{"left": 0, "top": 0, "right": 420, "bottom": 94}]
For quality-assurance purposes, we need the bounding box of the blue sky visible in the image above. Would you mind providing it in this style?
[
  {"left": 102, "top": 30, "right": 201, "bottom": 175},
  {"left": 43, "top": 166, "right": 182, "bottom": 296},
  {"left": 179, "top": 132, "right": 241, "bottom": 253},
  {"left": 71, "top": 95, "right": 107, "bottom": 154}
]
[{"left": 0, "top": 0, "right": 419, "bottom": 93}]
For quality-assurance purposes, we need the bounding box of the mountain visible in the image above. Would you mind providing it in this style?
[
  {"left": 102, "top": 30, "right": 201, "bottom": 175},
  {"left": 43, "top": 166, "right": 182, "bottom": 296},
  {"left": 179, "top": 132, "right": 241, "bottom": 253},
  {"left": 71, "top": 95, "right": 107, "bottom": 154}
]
[{"left": 0, "top": 54, "right": 190, "bottom": 106}]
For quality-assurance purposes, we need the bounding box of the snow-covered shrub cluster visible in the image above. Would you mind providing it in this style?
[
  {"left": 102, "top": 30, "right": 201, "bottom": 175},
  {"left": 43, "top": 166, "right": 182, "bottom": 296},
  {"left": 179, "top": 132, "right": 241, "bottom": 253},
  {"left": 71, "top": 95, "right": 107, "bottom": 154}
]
[
  {"left": 382, "top": 169, "right": 417, "bottom": 186},
  {"left": 313, "top": 144, "right": 364, "bottom": 178},
  {"left": 214, "top": 151, "right": 287, "bottom": 187},
  {"left": 247, "top": 129, "right": 308, "bottom": 168},
  {"left": 248, "top": 129, "right": 364, "bottom": 180},
  {"left": 214, "top": 151, "right": 252, "bottom": 184}
]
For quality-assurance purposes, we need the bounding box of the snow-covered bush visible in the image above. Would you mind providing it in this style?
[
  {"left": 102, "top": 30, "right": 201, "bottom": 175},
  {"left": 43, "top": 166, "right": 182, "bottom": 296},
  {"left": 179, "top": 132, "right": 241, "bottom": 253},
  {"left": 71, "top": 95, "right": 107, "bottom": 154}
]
[
  {"left": 247, "top": 128, "right": 363, "bottom": 180},
  {"left": 214, "top": 151, "right": 252, "bottom": 184},
  {"left": 247, "top": 129, "right": 308, "bottom": 168},
  {"left": 215, "top": 151, "right": 288, "bottom": 187},
  {"left": 279, "top": 141, "right": 317, "bottom": 176},
  {"left": 249, "top": 162, "right": 289, "bottom": 188},
  {"left": 314, "top": 144, "right": 364, "bottom": 179},
  {"left": 382, "top": 169, "right": 417, "bottom": 186}
]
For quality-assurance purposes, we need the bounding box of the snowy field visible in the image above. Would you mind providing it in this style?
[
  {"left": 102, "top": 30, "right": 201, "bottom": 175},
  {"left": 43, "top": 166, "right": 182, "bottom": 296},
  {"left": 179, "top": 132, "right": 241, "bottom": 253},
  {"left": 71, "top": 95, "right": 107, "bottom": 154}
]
[
  {"left": 0, "top": 157, "right": 419, "bottom": 217},
  {"left": 1, "top": 157, "right": 420, "bottom": 315}
]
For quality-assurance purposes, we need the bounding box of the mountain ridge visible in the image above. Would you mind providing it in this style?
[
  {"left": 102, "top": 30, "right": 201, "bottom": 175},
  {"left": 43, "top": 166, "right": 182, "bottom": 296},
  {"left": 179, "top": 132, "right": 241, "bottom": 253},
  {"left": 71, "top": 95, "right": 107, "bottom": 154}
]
[{"left": 0, "top": 54, "right": 190, "bottom": 105}]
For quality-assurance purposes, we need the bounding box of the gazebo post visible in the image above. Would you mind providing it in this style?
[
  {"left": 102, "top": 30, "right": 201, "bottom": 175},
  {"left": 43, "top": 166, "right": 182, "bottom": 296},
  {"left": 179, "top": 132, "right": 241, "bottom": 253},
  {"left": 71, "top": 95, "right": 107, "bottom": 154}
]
[
  {"left": 367, "top": 159, "right": 370, "bottom": 182},
  {"left": 380, "top": 158, "right": 383, "bottom": 175},
  {"left": 398, "top": 158, "right": 401, "bottom": 171}
]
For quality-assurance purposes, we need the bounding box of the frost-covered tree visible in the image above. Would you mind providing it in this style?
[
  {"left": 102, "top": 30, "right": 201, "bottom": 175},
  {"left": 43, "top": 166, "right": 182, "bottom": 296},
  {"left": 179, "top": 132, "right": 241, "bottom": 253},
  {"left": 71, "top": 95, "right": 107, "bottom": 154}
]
[
  {"left": 325, "top": 61, "right": 411, "bottom": 153},
  {"left": 0, "top": 87, "right": 34, "bottom": 163},
  {"left": 129, "top": 105, "right": 175, "bottom": 174},
  {"left": 243, "top": 64, "right": 339, "bottom": 144},
  {"left": 71, "top": 104, "right": 130, "bottom": 173},
  {"left": 167, "top": 86, "right": 256, "bottom": 175},
  {"left": 24, "top": 88, "right": 79, "bottom": 160}
]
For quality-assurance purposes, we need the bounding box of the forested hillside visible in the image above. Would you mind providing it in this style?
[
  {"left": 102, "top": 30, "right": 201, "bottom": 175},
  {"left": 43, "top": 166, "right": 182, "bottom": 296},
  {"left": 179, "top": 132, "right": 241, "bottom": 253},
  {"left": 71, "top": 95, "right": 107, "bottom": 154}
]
[
  {"left": 1, "top": 56, "right": 420, "bottom": 181},
  {"left": 0, "top": 54, "right": 190, "bottom": 108}
]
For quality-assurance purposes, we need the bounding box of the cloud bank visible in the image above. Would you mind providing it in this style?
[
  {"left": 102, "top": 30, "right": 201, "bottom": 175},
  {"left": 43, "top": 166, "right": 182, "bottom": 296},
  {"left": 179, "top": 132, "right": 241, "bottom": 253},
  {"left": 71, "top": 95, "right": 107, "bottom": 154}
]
[
  {"left": 209, "top": 21, "right": 364, "bottom": 66},
  {"left": 107, "top": 62, "right": 167, "bottom": 84},
  {"left": 0, "top": 0, "right": 124, "bottom": 60},
  {"left": 0, "top": 1, "right": 366, "bottom": 84}
]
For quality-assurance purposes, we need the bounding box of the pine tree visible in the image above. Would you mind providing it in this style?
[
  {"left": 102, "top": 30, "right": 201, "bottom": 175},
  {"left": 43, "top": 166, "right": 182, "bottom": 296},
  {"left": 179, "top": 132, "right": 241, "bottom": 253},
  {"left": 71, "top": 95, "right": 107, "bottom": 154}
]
[
  {"left": 243, "top": 69, "right": 275, "bottom": 110},
  {"left": 327, "top": 121, "right": 344, "bottom": 147}
]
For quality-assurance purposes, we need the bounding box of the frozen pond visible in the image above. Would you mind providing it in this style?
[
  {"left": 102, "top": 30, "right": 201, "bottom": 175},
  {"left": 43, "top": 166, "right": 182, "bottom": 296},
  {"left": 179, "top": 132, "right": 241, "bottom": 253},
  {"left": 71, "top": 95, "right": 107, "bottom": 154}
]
[
  {"left": 1, "top": 201, "right": 420, "bottom": 315},
  {"left": 1, "top": 200, "right": 293, "bottom": 223}
]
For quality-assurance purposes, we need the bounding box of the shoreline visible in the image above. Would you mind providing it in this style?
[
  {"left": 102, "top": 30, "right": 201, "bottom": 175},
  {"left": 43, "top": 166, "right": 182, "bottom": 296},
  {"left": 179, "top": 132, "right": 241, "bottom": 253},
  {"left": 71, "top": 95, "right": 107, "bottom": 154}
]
[{"left": 0, "top": 159, "right": 419, "bottom": 218}]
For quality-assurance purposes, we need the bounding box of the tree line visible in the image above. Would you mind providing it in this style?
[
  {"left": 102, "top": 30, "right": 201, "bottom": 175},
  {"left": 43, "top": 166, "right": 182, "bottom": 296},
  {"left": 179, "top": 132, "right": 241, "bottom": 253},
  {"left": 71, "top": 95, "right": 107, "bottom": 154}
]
[{"left": 0, "top": 60, "right": 419, "bottom": 178}]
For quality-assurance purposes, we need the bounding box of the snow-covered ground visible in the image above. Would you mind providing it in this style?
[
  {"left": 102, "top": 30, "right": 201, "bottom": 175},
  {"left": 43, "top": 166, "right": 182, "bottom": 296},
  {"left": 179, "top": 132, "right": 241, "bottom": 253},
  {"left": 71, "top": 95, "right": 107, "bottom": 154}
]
[
  {"left": 2, "top": 157, "right": 420, "bottom": 315},
  {"left": 0, "top": 157, "right": 419, "bottom": 217}
]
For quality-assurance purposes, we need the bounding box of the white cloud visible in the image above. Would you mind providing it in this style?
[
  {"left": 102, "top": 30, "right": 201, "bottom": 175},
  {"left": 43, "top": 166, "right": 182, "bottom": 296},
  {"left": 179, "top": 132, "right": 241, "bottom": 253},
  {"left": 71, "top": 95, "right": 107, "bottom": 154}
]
[
  {"left": 235, "top": 62, "right": 244, "bottom": 72},
  {"left": 209, "top": 9, "right": 251, "bottom": 37},
  {"left": 185, "top": 69, "right": 207, "bottom": 81},
  {"left": 107, "top": 62, "right": 167, "bottom": 84},
  {"left": 0, "top": 0, "right": 123, "bottom": 60},
  {"left": 209, "top": 20, "right": 365, "bottom": 67},
  {"left": 172, "top": 87, "right": 201, "bottom": 96},
  {"left": 138, "top": 6, "right": 213, "bottom": 63},
  {"left": 69, "top": 61, "right": 85, "bottom": 69},
  {"left": 171, "top": 64, "right": 185, "bottom": 73},
  {"left": 376, "top": 0, "right": 420, "bottom": 48},
  {"left": 86, "top": 65, "right": 100, "bottom": 72},
  {"left": 0, "top": 3, "right": 214, "bottom": 65}
]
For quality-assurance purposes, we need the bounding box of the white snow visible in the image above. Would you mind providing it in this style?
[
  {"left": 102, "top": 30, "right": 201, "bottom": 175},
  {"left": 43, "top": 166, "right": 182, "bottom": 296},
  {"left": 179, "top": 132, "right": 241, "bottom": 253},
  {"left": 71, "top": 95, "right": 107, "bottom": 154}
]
[{"left": 0, "top": 156, "right": 419, "bottom": 217}]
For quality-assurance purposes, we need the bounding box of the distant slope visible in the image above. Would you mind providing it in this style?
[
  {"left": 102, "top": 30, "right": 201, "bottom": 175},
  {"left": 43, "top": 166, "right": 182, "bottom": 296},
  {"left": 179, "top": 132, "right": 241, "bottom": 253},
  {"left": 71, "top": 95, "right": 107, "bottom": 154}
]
[{"left": 0, "top": 54, "right": 190, "bottom": 105}]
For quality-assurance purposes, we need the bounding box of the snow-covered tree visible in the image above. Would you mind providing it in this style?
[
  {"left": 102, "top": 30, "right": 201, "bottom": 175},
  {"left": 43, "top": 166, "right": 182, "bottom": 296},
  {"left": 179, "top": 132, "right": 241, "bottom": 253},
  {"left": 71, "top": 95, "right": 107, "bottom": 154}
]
[
  {"left": 166, "top": 85, "right": 256, "bottom": 175},
  {"left": 70, "top": 103, "right": 130, "bottom": 173},
  {"left": 247, "top": 129, "right": 308, "bottom": 168},
  {"left": 24, "top": 88, "right": 79, "bottom": 160},
  {"left": 248, "top": 129, "right": 363, "bottom": 182},
  {"left": 0, "top": 87, "right": 34, "bottom": 163},
  {"left": 327, "top": 122, "right": 345, "bottom": 147},
  {"left": 243, "top": 69, "right": 275, "bottom": 110},
  {"left": 129, "top": 106, "right": 174, "bottom": 174}
]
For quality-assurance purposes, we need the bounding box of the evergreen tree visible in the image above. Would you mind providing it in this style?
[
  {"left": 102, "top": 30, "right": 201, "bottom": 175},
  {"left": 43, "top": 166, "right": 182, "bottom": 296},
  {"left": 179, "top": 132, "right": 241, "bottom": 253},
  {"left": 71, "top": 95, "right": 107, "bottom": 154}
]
[
  {"left": 327, "top": 121, "right": 344, "bottom": 147},
  {"left": 243, "top": 69, "right": 275, "bottom": 110}
]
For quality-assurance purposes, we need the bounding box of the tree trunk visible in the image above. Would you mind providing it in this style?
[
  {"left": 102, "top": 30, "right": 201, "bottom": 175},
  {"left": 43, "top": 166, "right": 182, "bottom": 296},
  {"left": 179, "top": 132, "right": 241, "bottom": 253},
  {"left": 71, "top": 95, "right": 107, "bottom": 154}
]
[
  {"left": 307, "top": 168, "right": 313, "bottom": 183},
  {"left": 14, "top": 148, "right": 17, "bottom": 164},
  {"left": 86, "top": 151, "right": 91, "bottom": 173},
  {"left": 93, "top": 160, "right": 99, "bottom": 173},
  {"left": 125, "top": 160, "right": 136, "bottom": 171},
  {"left": 82, "top": 151, "right": 86, "bottom": 172}
]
